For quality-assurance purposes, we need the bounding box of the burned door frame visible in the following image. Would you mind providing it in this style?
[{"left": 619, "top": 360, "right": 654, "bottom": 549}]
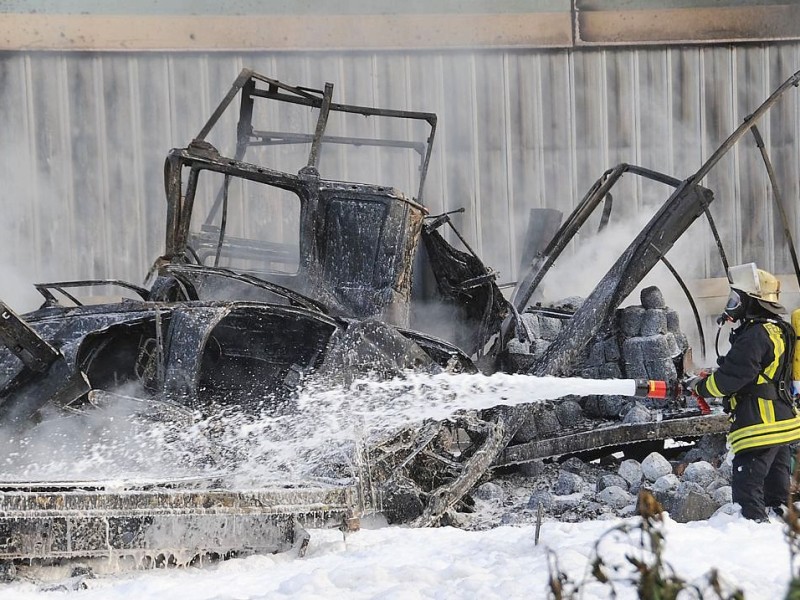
[{"left": 161, "top": 145, "right": 427, "bottom": 325}]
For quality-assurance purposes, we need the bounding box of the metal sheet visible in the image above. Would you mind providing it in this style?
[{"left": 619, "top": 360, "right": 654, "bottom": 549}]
[
  {"left": 576, "top": 2, "right": 800, "bottom": 45},
  {"left": 0, "top": 12, "right": 574, "bottom": 51},
  {"left": 5, "top": 1, "right": 800, "bottom": 50}
]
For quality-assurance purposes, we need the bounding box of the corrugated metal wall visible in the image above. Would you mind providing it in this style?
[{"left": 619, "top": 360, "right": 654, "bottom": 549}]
[{"left": 2, "top": 45, "right": 800, "bottom": 311}]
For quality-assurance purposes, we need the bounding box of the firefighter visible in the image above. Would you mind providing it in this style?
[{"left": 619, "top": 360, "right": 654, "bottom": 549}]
[{"left": 690, "top": 265, "right": 800, "bottom": 522}]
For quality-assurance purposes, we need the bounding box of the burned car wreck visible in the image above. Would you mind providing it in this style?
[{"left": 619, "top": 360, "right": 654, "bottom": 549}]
[{"left": 0, "top": 68, "right": 799, "bottom": 574}]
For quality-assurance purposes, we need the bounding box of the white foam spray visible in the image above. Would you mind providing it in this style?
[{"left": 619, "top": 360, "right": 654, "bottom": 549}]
[{"left": 0, "top": 372, "right": 637, "bottom": 487}]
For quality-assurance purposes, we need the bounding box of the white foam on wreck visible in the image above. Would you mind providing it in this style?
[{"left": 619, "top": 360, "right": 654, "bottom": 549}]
[{"left": 0, "top": 373, "right": 637, "bottom": 484}]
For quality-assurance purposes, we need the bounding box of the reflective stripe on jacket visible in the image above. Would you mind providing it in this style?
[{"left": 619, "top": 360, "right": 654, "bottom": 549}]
[{"left": 696, "top": 319, "right": 800, "bottom": 454}]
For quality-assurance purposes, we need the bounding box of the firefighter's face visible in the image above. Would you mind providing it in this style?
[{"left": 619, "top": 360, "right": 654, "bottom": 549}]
[{"left": 724, "top": 288, "right": 746, "bottom": 322}]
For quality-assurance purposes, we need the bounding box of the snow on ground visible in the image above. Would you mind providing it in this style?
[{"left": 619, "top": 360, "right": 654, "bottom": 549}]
[
  {"left": 0, "top": 512, "right": 792, "bottom": 599},
  {"left": 0, "top": 372, "right": 789, "bottom": 598}
]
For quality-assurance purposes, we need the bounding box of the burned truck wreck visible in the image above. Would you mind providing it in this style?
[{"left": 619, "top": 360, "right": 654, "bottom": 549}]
[{"left": 0, "top": 68, "right": 799, "bottom": 573}]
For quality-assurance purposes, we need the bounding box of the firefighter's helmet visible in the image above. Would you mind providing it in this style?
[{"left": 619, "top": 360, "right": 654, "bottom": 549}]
[{"left": 726, "top": 263, "right": 784, "bottom": 317}]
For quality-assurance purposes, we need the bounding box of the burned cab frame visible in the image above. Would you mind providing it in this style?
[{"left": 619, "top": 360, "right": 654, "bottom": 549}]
[
  {"left": 0, "top": 70, "right": 488, "bottom": 569},
  {"left": 159, "top": 146, "right": 428, "bottom": 325},
  {"left": 156, "top": 71, "right": 507, "bottom": 357},
  {"left": 159, "top": 72, "right": 431, "bottom": 325},
  {"left": 0, "top": 70, "right": 484, "bottom": 421}
]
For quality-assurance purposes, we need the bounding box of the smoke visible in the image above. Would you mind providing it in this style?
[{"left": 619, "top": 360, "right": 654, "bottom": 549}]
[
  {"left": 0, "top": 383, "right": 211, "bottom": 483},
  {"left": 532, "top": 183, "right": 703, "bottom": 299},
  {"left": 0, "top": 146, "right": 49, "bottom": 313},
  {"left": 515, "top": 172, "right": 718, "bottom": 364},
  {"left": 537, "top": 211, "right": 650, "bottom": 302},
  {"left": 0, "top": 265, "right": 43, "bottom": 314}
]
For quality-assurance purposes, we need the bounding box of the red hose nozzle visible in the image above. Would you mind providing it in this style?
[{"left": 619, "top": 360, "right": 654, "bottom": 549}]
[{"left": 634, "top": 379, "right": 669, "bottom": 399}]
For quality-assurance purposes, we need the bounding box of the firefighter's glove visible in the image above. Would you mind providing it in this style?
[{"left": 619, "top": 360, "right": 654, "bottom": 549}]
[
  {"left": 684, "top": 369, "right": 712, "bottom": 396},
  {"left": 684, "top": 375, "right": 705, "bottom": 397}
]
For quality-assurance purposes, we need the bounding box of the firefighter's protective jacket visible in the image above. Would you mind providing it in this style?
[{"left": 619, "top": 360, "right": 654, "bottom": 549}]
[{"left": 696, "top": 318, "right": 800, "bottom": 454}]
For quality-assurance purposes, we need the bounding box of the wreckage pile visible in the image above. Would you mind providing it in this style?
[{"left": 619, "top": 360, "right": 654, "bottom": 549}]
[
  {"left": 468, "top": 432, "right": 732, "bottom": 528},
  {"left": 508, "top": 285, "right": 687, "bottom": 383},
  {"left": 458, "top": 285, "right": 731, "bottom": 527},
  {"left": 503, "top": 285, "right": 690, "bottom": 444},
  {"left": 589, "top": 286, "right": 688, "bottom": 382}
]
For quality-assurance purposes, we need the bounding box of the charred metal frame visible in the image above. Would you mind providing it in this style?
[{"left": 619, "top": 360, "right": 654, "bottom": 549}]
[
  {"left": 158, "top": 263, "right": 329, "bottom": 314},
  {"left": 195, "top": 69, "right": 438, "bottom": 204},
  {"left": 34, "top": 280, "right": 151, "bottom": 307},
  {"left": 161, "top": 69, "right": 508, "bottom": 343},
  {"left": 509, "top": 163, "right": 711, "bottom": 358},
  {"left": 510, "top": 71, "right": 800, "bottom": 360},
  {"left": 0, "top": 485, "right": 358, "bottom": 564}
]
